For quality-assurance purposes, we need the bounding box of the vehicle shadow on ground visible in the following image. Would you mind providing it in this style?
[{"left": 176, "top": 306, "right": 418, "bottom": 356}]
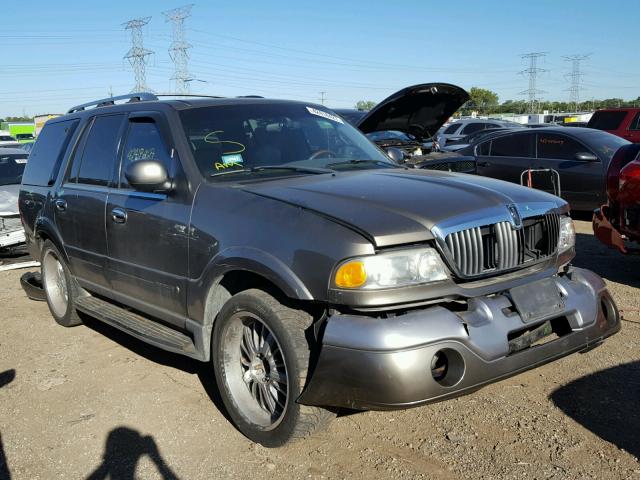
[
  {"left": 86, "top": 426, "right": 180, "bottom": 480},
  {"left": 550, "top": 361, "right": 640, "bottom": 458},
  {"left": 0, "top": 369, "right": 16, "bottom": 480},
  {"left": 80, "top": 316, "right": 233, "bottom": 424},
  {"left": 573, "top": 232, "right": 640, "bottom": 288}
]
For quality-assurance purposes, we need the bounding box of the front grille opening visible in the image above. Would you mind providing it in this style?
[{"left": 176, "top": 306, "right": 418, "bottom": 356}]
[
  {"left": 445, "top": 213, "right": 560, "bottom": 278},
  {"left": 507, "top": 316, "right": 571, "bottom": 355}
]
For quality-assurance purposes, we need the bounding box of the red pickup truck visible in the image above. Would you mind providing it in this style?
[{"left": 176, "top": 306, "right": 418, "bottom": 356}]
[
  {"left": 593, "top": 143, "right": 640, "bottom": 252},
  {"left": 587, "top": 108, "right": 640, "bottom": 143}
]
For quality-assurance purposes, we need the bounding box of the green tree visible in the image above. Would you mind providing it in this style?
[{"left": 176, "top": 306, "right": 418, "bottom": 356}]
[
  {"left": 463, "top": 87, "right": 499, "bottom": 115},
  {"left": 355, "top": 100, "right": 376, "bottom": 111}
]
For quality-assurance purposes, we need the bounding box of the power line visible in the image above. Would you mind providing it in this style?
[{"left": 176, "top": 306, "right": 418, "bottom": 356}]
[
  {"left": 563, "top": 53, "right": 591, "bottom": 111},
  {"left": 163, "top": 4, "right": 194, "bottom": 94},
  {"left": 122, "top": 16, "right": 154, "bottom": 92},
  {"left": 319, "top": 91, "right": 327, "bottom": 105},
  {"left": 519, "top": 52, "right": 547, "bottom": 114}
]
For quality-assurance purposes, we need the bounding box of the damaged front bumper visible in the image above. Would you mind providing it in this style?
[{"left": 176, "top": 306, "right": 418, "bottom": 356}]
[
  {"left": 593, "top": 206, "right": 627, "bottom": 253},
  {"left": 299, "top": 267, "right": 620, "bottom": 410},
  {"left": 0, "top": 215, "right": 26, "bottom": 249}
]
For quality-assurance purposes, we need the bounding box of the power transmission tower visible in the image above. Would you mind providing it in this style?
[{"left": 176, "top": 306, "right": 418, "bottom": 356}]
[
  {"left": 122, "top": 17, "right": 154, "bottom": 93},
  {"left": 519, "top": 52, "right": 547, "bottom": 114},
  {"left": 319, "top": 91, "right": 327, "bottom": 105},
  {"left": 163, "top": 4, "right": 194, "bottom": 94},
  {"left": 563, "top": 53, "right": 591, "bottom": 112}
]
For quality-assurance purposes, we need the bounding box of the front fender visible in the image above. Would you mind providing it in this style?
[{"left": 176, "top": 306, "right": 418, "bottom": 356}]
[{"left": 187, "top": 246, "right": 314, "bottom": 323}]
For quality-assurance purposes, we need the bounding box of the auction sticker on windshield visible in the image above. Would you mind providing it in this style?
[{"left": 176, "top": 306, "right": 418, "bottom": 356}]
[{"left": 306, "top": 107, "right": 344, "bottom": 124}]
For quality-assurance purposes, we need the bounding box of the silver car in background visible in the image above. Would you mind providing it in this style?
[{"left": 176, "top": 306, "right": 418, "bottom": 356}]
[
  {"left": 0, "top": 148, "right": 28, "bottom": 251},
  {"left": 438, "top": 119, "right": 523, "bottom": 147}
]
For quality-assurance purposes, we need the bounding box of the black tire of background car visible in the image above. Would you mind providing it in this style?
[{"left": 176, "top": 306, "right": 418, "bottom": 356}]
[
  {"left": 212, "top": 289, "right": 334, "bottom": 447},
  {"left": 41, "top": 240, "right": 83, "bottom": 327}
]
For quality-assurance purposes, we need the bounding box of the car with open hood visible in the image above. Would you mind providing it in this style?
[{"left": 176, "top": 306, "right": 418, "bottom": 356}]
[
  {"left": 19, "top": 92, "right": 620, "bottom": 447},
  {"left": 335, "top": 83, "right": 475, "bottom": 172}
]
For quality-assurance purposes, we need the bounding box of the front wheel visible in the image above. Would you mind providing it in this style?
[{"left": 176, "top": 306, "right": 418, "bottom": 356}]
[{"left": 212, "top": 289, "right": 333, "bottom": 447}]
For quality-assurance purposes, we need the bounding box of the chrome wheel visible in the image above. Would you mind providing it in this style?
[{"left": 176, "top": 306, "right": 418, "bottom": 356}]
[
  {"left": 221, "top": 312, "right": 289, "bottom": 429},
  {"left": 42, "top": 250, "right": 68, "bottom": 318}
]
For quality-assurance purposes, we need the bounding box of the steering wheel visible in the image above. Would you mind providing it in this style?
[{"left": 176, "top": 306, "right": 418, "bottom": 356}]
[{"left": 309, "top": 149, "right": 338, "bottom": 160}]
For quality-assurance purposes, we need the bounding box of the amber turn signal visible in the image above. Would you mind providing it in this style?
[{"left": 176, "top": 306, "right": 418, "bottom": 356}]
[{"left": 334, "top": 261, "right": 367, "bottom": 288}]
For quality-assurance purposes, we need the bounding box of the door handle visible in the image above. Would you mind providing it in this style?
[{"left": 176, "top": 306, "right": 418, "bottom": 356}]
[
  {"left": 54, "top": 199, "right": 67, "bottom": 211},
  {"left": 476, "top": 161, "right": 490, "bottom": 167},
  {"left": 111, "top": 208, "right": 127, "bottom": 224}
]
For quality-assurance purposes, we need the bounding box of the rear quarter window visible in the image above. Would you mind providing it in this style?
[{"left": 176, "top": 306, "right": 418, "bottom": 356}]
[
  {"left": 588, "top": 111, "right": 628, "bottom": 131},
  {"left": 21, "top": 119, "right": 79, "bottom": 186}
]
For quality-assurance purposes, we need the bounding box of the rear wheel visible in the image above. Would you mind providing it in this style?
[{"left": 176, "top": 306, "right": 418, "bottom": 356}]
[
  {"left": 212, "top": 289, "right": 333, "bottom": 447},
  {"left": 41, "top": 240, "right": 82, "bottom": 327}
]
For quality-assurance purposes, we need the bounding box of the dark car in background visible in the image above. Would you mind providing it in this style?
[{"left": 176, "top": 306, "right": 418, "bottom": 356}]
[
  {"left": 458, "top": 127, "right": 630, "bottom": 211},
  {"left": 587, "top": 107, "right": 640, "bottom": 143},
  {"left": 335, "top": 84, "right": 476, "bottom": 172}
]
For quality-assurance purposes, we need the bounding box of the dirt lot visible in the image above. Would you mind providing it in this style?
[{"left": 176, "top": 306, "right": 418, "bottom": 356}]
[{"left": 0, "top": 220, "right": 638, "bottom": 479}]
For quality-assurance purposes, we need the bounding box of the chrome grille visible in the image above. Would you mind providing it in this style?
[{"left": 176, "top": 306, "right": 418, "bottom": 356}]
[
  {"left": 443, "top": 213, "right": 560, "bottom": 277},
  {"left": 0, "top": 216, "right": 22, "bottom": 234}
]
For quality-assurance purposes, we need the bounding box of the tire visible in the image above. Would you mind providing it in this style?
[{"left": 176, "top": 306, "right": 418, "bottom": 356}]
[
  {"left": 212, "top": 288, "right": 333, "bottom": 447},
  {"left": 41, "top": 240, "right": 83, "bottom": 327}
]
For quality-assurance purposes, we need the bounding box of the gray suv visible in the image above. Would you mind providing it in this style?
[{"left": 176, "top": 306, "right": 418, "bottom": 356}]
[{"left": 19, "top": 90, "right": 620, "bottom": 447}]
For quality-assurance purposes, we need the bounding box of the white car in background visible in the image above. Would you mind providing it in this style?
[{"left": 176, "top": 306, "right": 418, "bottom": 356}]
[
  {"left": 437, "top": 119, "right": 523, "bottom": 147},
  {"left": 0, "top": 148, "right": 28, "bottom": 251},
  {"left": 0, "top": 132, "right": 22, "bottom": 149}
]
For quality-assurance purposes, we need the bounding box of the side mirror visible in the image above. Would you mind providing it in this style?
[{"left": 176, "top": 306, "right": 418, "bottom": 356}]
[
  {"left": 386, "top": 147, "right": 406, "bottom": 163},
  {"left": 575, "top": 151, "right": 599, "bottom": 162},
  {"left": 124, "top": 160, "right": 172, "bottom": 193}
]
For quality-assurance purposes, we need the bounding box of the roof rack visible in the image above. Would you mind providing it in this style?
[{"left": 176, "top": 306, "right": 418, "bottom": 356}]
[{"left": 67, "top": 92, "right": 158, "bottom": 114}]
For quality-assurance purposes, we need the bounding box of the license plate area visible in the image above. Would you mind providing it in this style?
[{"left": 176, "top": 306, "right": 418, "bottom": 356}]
[{"left": 509, "top": 277, "right": 564, "bottom": 324}]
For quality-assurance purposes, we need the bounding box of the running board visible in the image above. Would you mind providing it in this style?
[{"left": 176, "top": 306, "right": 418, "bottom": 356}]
[{"left": 75, "top": 296, "right": 201, "bottom": 359}]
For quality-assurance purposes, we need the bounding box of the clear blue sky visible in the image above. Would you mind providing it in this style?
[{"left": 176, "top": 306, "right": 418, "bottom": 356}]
[{"left": 1, "top": 0, "right": 638, "bottom": 117}]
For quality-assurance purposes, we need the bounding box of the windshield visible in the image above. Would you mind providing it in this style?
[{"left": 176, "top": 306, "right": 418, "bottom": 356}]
[
  {"left": 0, "top": 136, "right": 17, "bottom": 142},
  {"left": 588, "top": 110, "right": 627, "bottom": 131},
  {"left": 180, "top": 103, "right": 394, "bottom": 180},
  {"left": 16, "top": 133, "right": 34, "bottom": 140},
  {"left": 0, "top": 153, "right": 27, "bottom": 185},
  {"left": 583, "top": 130, "right": 631, "bottom": 161}
]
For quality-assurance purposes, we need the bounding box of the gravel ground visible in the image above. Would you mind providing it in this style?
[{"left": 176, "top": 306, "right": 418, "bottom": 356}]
[{"left": 0, "top": 220, "right": 638, "bottom": 479}]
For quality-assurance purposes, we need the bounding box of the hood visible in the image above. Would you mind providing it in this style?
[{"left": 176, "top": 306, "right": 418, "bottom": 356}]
[
  {"left": 0, "top": 184, "right": 20, "bottom": 215},
  {"left": 241, "top": 169, "right": 565, "bottom": 248},
  {"left": 355, "top": 83, "right": 470, "bottom": 141}
]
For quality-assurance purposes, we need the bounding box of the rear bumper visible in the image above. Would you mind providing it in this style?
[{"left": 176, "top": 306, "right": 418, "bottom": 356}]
[{"left": 299, "top": 267, "right": 620, "bottom": 410}]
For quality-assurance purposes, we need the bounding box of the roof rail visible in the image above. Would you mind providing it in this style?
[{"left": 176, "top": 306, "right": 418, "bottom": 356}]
[{"left": 67, "top": 92, "right": 158, "bottom": 114}]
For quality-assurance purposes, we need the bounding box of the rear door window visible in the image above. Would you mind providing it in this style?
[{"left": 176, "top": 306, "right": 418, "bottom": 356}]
[
  {"left": 21, "top": 119, "right": 79, "bottom": 186},
  {"left": 443, "top": 124, "right": 460, "bottom": 134},
  {"left": 74, "top": 114, "right": 125, "bottom": 186},
  {"left": 588, "top": 110, "right": 628, "bottom": 130},
  {"left": 490, "top": 133, "right": 535, "bottom": 157},
  {"left": 119, "top": 120, "right": 173, "bottom": 188},
  {"left": 461, "top": 123, "right": 485, "bottom": 135},
  {"left": 537, "top": 133, "right": 588, "bottom": 161}
]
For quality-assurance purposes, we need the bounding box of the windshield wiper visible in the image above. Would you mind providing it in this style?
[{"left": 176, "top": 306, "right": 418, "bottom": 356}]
[
  {"left": 326, "top": 159, "right": 396, "bottom": 169},
  {"left": 210, "top": 165, "right": 335, "bottom": 178}
]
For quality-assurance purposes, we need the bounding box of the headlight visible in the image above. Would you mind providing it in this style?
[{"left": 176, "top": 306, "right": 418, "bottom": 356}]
[
  {"left": 558, "top": 216, "right": 576, "bottom": 252},
  {"left": 333, "top": 247, "right": 449, "bottom": 289}
]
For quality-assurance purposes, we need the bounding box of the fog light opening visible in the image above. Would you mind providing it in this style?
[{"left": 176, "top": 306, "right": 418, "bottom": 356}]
[
  {"left": 430, "top": 351, "right": 448, "bottom": 381},
  {"left": 600, "top": 295, "right": 618, "bottom": 326},
  {"left": 430, "top": 348, "right": 465, "bottom": 387}
]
